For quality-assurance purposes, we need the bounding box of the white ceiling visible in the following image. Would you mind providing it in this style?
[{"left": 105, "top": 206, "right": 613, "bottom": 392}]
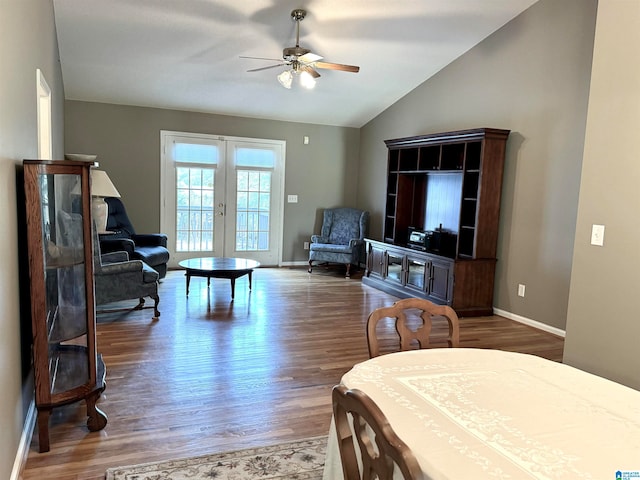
[{"left": 53, "top": 0, "right": 538, "bottom": 128}]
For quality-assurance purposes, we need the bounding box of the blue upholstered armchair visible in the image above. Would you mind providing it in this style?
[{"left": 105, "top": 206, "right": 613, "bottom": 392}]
[
  {"left": 99, "top": 197, "right": 169, "bottom": 279},
  {"left": 308, "top": 207, "right": 369, "bottom": 278}
]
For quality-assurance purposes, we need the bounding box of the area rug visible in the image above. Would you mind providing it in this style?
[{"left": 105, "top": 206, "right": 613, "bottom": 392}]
[{"left": 105, "top": 436, "right": 327, "bottom": 480}]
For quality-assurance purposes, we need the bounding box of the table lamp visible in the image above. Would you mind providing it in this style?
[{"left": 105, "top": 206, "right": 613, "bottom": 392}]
[{"left": 90, "top": 169, "right": 120, "bottom": 233}]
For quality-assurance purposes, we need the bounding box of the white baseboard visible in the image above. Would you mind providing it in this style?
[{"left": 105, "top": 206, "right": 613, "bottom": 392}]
[
  {"left": 279, "top": 261, "right": 309, "bottom": 267},
  {"left": 11, "top": 399, "right": 35, "bottom": 480},
  {"left": 493, "top": 308, "right": 566, "bottom": 338}
]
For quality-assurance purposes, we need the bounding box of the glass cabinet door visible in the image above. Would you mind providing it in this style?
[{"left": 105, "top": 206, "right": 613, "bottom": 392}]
[
  {"left": 386, "top": 252, "right": 404, "bottom": 284},
  {"left": 407, "top": 258, "right": 427, "bottom": 291},
  {"left": 40, "top": 172, "right": 91, "bottom": 394}
]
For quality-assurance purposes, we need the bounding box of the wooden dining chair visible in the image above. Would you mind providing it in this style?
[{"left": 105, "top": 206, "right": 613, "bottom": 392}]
[
  {"left": 332, "top": 384, "right": 424, "bottom": 480},
  {"left": 366, "top": 297, "right": 460, "bottom": 358}
]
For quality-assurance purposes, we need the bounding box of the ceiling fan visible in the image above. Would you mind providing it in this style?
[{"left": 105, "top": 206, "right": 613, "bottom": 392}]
[{"left": 240, "top": 9, "right": 360, "bottom": 89}]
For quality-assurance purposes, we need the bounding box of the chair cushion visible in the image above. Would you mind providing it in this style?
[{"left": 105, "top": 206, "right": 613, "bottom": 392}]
[
  {"left": 132, "top": 246, "right": 170, "bottom": 268},
  {"left": 309, "top": 243, "right": 354, "bottom": 254}
]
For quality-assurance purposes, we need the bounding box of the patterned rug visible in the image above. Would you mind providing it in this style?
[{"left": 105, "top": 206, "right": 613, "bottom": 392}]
[{"left": 105, "top": 436, "right": 327, "bottom": 480}]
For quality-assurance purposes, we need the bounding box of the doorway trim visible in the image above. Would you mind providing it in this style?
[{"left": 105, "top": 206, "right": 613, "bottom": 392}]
[{"left": 36, "top": 69, "right": 52, "bottom": 160}]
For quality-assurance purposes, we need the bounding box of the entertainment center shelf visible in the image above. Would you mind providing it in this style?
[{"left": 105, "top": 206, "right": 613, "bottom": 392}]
[{"left": 363, "top": 128, "right": 510, "bottom": 316}]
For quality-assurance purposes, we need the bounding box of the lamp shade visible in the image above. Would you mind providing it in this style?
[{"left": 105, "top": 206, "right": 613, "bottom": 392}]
[
  {"left": 90, "top": 170, "right": 121, "bottom": 198},
  {"left": 277, "top": 70, "right": 293, "bottom": 89},
  {"left": 90, "top": 170, "right": 120, "bottom": 233}
]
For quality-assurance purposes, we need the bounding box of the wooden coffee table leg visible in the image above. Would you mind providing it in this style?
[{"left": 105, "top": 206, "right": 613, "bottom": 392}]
[
  {"left": 185, "top": 271, "right": 191, "bottom": 296},
  {"left": 249, "top": 270, "right": 253, "bottom": 290},
  {"left": 230, "top": 278, "right": 236, "bottom": 299}
]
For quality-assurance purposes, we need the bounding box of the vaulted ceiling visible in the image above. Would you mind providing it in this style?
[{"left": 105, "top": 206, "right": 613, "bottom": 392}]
[{"left": 53, "top": 0, "right": 538, "bottom": 127}]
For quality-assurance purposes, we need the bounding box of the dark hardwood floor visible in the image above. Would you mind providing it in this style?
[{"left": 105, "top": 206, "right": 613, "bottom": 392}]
[{"left": 20, "top": 267, "right": 564, "bottom": 479}]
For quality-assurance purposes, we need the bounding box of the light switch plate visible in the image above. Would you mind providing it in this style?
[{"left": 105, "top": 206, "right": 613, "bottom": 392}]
[
  {"left": 287, "top": 194, "right": 298, "bottom": 203},
  {"left": 591, "top": 224, "right": 605, "bottom": 246}
]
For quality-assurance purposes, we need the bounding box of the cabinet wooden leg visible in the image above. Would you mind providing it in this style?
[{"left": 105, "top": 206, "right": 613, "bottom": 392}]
[
  {"left": 86, "top": 391, "right": 108, "bottom": 432},
  {"left": 37, "top": 408, "right": 51, "bottom": 453}
]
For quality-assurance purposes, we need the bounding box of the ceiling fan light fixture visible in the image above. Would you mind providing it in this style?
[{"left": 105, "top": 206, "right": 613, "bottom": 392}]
[
  {"left": 245, "top": 8, "right": 359, "bottom": 89},
  {"left": 299, "top": 70, "right": 316, "bottom": 89},
  {"left": 277, "top": 70, "right": 293, "bottom": 89}
]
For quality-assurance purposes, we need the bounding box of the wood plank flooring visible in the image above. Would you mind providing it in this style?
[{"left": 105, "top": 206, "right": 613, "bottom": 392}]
[{"left": 20, "top": 267, "right": 564, "bottom": 480}]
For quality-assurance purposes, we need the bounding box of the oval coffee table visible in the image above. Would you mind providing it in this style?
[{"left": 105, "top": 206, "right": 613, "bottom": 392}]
[{"left": 178, "top": 257, "right": 260, "bottom": 299}]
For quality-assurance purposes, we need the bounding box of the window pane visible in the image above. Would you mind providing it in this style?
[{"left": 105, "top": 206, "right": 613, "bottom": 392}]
[
  {"left": 236, "top": 231, "right": 247, "bottom": 251},
  {"left": 177, "top": 167, "right": 190, "bottom": 188},
  {"left": 258, "top": 213, "right": 269, "bottom": 231},
  {"left": 177, "top": 189, "right": 189, "bottom": 207},
  {"left": 237, "top": 211, "right": 247, "bottom": 230},
  {"left": 258, "top": 232, "right": 269, "bottom": 250},
  {"left": 235, "top": 147, "right": 275, "bottom": 168},
  {"left": 237, "top": 191, "right": 248, "bottom": 210},
  {"left": 248, "top": 171, "right": 260, "bottom": 191},
  {"left": 202, "top": 169, "right": 214, "bottom": 189},
  {"left": 248, "top": 192, "right": 259, "bottom": 209},
  {"left": 259, "top": 192, "right": 270, "bottom": 210},
  {"left": 190, "top": 190, "right": 202, "bottom": 208},
  {"left": 190, "top": 169, "right": 202, "bottom": 188},
  {"left": 175, "top": 143, "right": 219, "bottom": 165},
  {"left": 237, "top": 171, "right": 248, "bottom": 190}
]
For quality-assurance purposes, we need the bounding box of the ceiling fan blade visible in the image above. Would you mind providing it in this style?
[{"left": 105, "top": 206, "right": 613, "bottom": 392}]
[
  {"left": 301, "top": 65, "right": 321, "bottom": 78},
  {"left": 315, "top": 61, "right": 360, "bottom": 73},
  {"left": 240, "top": 55, "right": 283, "bottom": 62},
  {"left": 247, "top": 63, "right": 286, "bottom": 72},
  {"left": 298, "top": 52, "right": 323, "bottom": 64}
]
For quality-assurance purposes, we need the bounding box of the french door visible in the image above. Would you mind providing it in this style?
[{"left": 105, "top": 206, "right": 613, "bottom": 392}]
[{"left": 160, "top": 131, "right": 285, "bottom": 267}]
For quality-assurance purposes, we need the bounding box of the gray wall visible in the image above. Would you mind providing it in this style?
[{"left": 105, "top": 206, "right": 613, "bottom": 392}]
[
  {"left": 564, "top": 0, "right": 640, "bottom": 390},
  {"left": 358, "top": 0, "right": 597, "bottom": 331},
  {"left": 64, "top": 101, "right": 360, "bottom": 264},
  {"left": 0, "top": 1, "right": 65, "bottom": 478}
]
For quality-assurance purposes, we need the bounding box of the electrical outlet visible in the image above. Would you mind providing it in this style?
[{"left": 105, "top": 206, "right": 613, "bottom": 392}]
[
  {"left": 518, "top": 284, "right": 526, "bottom": 297},
  {"left": 304, "top": 241, "right": 310, "bottom": 250}
]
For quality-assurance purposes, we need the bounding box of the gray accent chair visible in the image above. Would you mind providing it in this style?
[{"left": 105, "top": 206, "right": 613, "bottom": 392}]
[
  {"left": 93, "top": 229, "right": 160, "bottom": 320},
  {"left": 308, "top": 207, "right": 369, "bottom": 278}
]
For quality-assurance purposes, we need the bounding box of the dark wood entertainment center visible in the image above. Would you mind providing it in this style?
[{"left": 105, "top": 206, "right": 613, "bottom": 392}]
[{"left": 362, "top": 128, "right": 510, "bottom": 316}]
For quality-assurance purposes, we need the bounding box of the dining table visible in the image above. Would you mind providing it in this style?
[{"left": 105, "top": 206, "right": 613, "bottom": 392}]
[{"left": 322, "top": 348, "right": 640, "bottom": 480}]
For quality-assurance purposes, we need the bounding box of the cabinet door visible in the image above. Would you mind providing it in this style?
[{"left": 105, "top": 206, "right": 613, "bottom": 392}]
[
  {"left": 427, "top": 257, "right": 454, "bottom": 305},
  {"left": 366, "top": 243, "right": 386, "bottom": 279},
  {"left": 386, "top": 251, "right": 404, "bottom": 285},
  {"left": 406, "top": 256, "right": 427, "bottom": 293}
]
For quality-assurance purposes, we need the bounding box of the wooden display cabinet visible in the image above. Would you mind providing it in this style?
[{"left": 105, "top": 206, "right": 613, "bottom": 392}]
[
  {"left": 363, "top": 128, "right": 510, "bottom": 316},
  {"left": 22, "top": 159, "right": 107, "bottom": 452}
]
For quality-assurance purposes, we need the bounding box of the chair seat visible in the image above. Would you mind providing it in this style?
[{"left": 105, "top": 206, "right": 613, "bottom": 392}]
[
  {"left": 133, "top": 245, "right": 170, "bottom": 269},
  {"left": 309, "top": 243, "right": 354, "bottom": 254}
]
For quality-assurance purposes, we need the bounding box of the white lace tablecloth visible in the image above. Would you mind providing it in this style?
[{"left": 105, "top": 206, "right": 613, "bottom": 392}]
[{"left": 323, "top": 348, "right": 640, "bottom": 479}]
